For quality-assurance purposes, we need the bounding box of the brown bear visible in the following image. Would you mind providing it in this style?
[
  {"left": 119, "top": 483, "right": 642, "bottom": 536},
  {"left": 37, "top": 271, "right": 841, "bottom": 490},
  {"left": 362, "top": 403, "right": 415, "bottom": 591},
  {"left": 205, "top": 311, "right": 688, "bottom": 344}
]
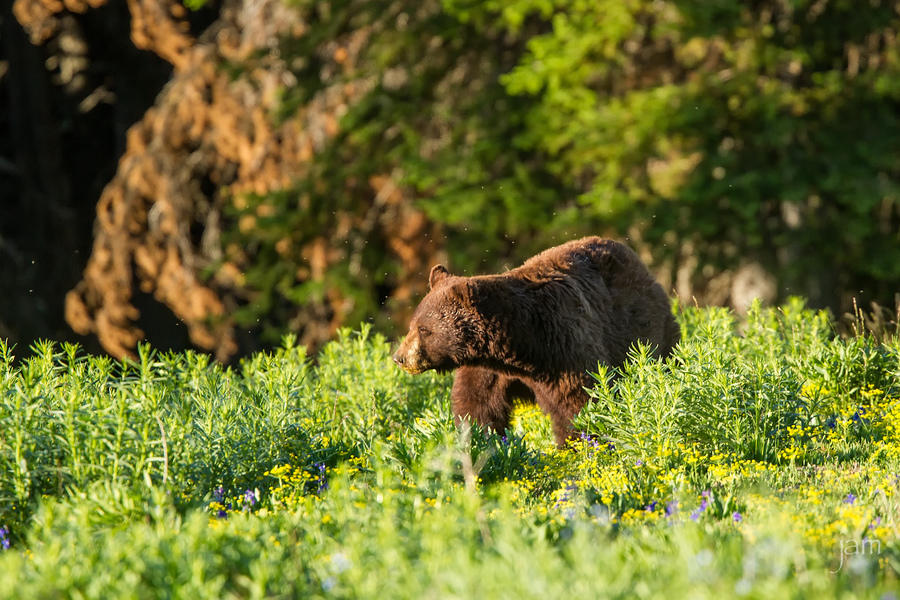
[{"left": 392, "top": 237, "right": 679, "bottom": 446}]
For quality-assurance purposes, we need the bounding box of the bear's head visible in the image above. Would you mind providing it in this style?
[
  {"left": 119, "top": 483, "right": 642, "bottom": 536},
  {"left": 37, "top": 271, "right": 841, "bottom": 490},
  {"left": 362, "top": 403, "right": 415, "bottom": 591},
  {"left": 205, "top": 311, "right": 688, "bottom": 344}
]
[{"left": 392, "top": 265, "right": 481, "bottom": 374}]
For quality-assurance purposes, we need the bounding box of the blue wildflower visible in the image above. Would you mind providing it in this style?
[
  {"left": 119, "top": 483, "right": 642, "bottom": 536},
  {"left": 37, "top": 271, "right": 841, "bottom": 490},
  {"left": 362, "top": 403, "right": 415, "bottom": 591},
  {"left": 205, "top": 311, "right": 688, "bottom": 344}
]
[
  {"left": 244, "top": 489, "right": 256, "bottom": 507},
  {"left": 844, "top": 493, "right": 857, "bottom": 504},
  {"left": 0, "top": 526, "right": 9, "bottom": 550},
  {"left": 733, "top": 512, "right": 743, "bottom": 523},
  {"left": 665, "top": 501, "right": 678, "bottom": 517},
  {"left": 645, "top": 501, "right": 658, "bottom": 512},
  {"left": 554, "top": 482, "right": 578, "bottom": 509},
  {"left": 690, "top": 498, "right": 709, "bottom": 521},
  {"left": 316, "top": 462, "right": 328, "bottom": 492}
]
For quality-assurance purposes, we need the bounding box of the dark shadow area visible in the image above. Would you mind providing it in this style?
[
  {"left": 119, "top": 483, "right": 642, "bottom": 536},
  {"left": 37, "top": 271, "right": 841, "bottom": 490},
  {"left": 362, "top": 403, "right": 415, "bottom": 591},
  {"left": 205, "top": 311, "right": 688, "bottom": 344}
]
[
  {"left": 0, "top": 2, "right": 219, "bottom": 353},
  {"left": 132, "top": 291, "right": 195, "bottom": 355}
]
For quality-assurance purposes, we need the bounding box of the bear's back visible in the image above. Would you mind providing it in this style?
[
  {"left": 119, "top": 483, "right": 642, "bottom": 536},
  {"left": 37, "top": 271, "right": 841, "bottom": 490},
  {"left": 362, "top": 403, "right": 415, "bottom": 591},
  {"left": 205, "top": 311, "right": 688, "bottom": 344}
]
[
  {"left": 516, "top": 237, "right": 678, "bottom": 364},
  {"left": 517, "top": 237, "right": 649, "bottom": 288}
]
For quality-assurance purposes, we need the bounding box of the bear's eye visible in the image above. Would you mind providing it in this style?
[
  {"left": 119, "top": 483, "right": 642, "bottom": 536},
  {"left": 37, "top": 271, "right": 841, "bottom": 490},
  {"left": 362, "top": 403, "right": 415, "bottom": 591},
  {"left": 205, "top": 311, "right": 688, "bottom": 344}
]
[{"left": 417, "top": 326, "right": 432, "bottom": 338}]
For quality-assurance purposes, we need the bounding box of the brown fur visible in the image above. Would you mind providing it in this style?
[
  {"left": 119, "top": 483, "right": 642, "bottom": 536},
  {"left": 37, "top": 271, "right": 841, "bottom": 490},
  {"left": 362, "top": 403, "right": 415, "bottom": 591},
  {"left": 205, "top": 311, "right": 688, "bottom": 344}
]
[{"left": 393, "top": 237, "right": 679, "bottom": 446}]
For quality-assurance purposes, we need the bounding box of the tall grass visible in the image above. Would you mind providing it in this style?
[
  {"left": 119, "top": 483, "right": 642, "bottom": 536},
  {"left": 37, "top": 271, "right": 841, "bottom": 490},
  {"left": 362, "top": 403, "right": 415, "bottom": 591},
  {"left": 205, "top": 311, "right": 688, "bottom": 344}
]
[
  {"left": 1, "top": 304, "right": 899, "bottom": 598},
  {"left": 579, "top": 299, "right": 899, "bottom": 464}
]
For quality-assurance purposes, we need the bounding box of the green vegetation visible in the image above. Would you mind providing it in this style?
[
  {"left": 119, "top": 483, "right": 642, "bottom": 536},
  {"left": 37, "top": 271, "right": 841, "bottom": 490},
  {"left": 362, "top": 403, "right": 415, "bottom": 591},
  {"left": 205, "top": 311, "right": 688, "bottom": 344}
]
[
  {"left": 228, "top": 0, "right": 900, "bottom": 346},
  {"left": 2, "top": 303, "right": 900, "bottom": 597}
]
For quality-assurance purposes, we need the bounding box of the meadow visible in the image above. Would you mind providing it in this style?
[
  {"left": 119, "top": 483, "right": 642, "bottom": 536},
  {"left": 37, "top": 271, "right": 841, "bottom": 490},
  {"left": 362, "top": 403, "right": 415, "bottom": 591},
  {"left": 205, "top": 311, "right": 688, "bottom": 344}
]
[{"left": 1, "top": 300, "right": 899, "bottom": 598}]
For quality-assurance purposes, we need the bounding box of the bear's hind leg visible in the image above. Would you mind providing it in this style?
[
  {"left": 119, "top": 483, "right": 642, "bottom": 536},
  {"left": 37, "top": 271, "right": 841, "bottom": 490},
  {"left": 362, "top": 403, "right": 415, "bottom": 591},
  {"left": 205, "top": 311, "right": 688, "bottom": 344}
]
[{"left": 535, "top": 377, "right": 590, "bottom": 447}]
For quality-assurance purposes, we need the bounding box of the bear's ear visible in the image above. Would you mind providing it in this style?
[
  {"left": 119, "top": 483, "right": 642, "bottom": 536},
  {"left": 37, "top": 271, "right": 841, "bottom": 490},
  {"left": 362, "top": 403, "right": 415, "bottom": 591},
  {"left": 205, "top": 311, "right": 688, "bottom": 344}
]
[{"left": 428, "top": 264, "right": 452, "bottom": 290}]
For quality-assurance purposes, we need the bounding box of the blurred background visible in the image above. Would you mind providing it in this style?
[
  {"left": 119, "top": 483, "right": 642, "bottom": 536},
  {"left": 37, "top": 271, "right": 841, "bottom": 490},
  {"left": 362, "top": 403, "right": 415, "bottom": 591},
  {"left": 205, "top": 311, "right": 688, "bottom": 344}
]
[{"left": 1, "top": 0, "right": 899, "bottom": 362}]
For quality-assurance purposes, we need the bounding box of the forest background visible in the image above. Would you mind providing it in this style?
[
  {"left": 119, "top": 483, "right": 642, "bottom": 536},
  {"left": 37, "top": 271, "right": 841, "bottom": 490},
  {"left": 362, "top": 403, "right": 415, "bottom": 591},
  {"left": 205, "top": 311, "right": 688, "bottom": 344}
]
[{"left": 2, "top": 0, "right": 900, "bottom": 361}]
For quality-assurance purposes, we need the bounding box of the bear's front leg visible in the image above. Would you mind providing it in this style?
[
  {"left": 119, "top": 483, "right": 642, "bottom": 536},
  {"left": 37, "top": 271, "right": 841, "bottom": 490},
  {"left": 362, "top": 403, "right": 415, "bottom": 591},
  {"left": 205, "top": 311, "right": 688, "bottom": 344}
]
[{"left": 451, "top": 367, "right": 531, "bottom": 435}]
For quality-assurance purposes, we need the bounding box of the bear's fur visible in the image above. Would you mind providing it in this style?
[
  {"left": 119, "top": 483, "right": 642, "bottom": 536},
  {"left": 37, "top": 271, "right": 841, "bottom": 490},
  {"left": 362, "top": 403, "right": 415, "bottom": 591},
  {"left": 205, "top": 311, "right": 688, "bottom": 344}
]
[{"left": 392, "top": 237, "right": 679, "bottom": 445}]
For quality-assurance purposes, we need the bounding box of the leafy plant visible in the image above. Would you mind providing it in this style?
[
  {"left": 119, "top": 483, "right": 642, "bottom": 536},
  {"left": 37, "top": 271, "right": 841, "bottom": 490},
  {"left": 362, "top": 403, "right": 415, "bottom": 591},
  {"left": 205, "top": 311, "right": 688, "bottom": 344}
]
[{"left": 3, "top": 304, "right": 900, "bottom": 596}]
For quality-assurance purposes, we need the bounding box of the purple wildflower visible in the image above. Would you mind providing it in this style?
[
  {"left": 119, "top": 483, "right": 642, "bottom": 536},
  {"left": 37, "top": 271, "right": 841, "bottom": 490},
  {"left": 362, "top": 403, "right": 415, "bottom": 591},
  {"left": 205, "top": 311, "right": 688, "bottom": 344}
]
[
  {"left": 554, "top": 482, "right": 578, "bottom": 509},
  {"left": 0, "top": 526, "right": 9, "bottom": 550},
  {"left": 244, "top": 489, "right": 256, "bottom": 507},
  {"left": 870, "top": 517, "right": 882, "bottom": 530},
  {"left": 579, "top": 432, "right": 601, "bottom": 451},
  {"left": 844, "top": 493, "right": 857, "bottom": 504},
  {"left": 733, "top": 512, "right": 743, "bottom": 523},
  {"left": 211, "top": 486, "right": 229, "bottom": 517},
  {"left": 635, "top": 459, "right": 643, "bottom": 467},
  {"left": 316, "top": 462, "right": 328, "bottom": 492},
  {"left": 690, "top": 498, "right": 709, "bottom": 521},
  {"left": 645, "top": 501, "right": 658, "bottom": 512},
  {"left": 665, "top": 501, "right": 678, "bottom": 517}
]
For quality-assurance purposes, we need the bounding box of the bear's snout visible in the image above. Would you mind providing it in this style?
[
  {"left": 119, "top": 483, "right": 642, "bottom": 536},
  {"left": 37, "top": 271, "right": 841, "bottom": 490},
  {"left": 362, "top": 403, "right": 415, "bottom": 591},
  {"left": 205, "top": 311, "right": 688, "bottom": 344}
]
[{"left": 393, "top": 334, "right": 426, "bottom": 374}]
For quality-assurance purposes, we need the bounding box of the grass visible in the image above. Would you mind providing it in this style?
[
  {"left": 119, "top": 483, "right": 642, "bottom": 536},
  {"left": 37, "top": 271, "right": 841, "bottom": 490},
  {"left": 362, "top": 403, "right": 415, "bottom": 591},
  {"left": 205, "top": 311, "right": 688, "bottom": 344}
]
[{"left": 1, "top": 299, "right": 899, "bottom": 598}]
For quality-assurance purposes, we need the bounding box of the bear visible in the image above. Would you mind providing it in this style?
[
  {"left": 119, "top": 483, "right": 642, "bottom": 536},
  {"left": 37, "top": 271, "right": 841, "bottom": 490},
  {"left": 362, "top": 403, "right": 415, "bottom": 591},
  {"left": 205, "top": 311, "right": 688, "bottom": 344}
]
[{"left": 392, "top": 237, "right": 679, "bottom": 446}]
